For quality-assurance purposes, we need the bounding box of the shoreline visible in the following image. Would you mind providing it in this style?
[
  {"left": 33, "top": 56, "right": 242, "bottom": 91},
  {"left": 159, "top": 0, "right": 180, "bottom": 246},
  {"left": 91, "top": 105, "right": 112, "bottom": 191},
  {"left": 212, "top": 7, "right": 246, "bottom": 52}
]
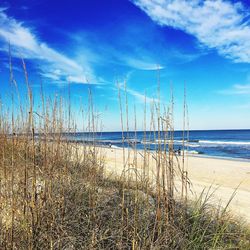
[
  {"left": 185, "top": 152, "right": 250, "bottom": 163},
  {"left": 99, "top": 144, "right": 250, "bottom": 163}
]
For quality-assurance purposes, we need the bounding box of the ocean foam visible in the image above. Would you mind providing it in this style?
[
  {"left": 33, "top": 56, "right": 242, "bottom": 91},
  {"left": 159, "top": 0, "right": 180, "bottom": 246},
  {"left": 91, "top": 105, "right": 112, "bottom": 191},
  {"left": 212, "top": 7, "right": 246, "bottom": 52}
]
[{"left": 199, "top": 140, "right": 250, "bottom": 146}]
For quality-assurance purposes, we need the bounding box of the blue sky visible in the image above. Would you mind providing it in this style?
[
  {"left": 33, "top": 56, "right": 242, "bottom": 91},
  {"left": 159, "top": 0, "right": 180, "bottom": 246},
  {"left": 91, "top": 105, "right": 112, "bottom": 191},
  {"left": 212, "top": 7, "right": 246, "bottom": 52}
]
[{"left": 0, "top": 0, "right": 250, "bottom": 131}]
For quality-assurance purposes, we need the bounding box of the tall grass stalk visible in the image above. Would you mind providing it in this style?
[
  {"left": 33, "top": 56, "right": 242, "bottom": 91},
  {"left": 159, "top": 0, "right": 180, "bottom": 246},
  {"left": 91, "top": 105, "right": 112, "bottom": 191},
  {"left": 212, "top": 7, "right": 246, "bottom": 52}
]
[{"left": 0, "top": 55, "right": 249, "bottom": 249}]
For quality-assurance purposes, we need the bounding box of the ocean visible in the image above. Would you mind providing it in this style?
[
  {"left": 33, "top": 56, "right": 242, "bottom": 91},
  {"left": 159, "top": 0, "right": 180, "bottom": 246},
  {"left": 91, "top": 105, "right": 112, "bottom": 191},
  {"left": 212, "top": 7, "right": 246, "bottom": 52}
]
[{"left": 65, "top": 129, "right": 250, "bottom": 160}]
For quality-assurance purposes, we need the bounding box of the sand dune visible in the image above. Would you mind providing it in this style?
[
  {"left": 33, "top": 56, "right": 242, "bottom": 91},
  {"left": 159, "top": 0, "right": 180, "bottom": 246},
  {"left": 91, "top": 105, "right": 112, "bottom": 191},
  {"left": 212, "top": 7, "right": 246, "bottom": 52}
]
[{"left": 97, "top": 146, "right": 250, "bottom": 223}]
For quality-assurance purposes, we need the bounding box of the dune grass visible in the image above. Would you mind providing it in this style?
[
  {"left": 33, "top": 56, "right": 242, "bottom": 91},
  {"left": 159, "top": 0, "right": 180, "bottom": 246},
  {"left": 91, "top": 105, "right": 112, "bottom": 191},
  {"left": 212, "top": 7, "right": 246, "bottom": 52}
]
[{"left": 0, "top": 57, "right": 249, "bottom": 249}]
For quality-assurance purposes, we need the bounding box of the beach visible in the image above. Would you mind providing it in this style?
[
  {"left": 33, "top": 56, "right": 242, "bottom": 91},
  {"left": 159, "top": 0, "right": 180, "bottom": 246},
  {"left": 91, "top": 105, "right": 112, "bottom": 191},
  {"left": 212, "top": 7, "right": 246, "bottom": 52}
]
[{"left": 97, "top": 146, "right": 250, "bottom": 223}]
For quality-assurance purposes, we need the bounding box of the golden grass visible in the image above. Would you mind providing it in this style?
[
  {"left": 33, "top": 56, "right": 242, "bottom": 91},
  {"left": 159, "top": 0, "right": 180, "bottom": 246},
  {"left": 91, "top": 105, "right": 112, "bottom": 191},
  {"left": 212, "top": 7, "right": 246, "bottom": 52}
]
[{"left": 0, "top": 55, "right": 249, "bottom": 249}]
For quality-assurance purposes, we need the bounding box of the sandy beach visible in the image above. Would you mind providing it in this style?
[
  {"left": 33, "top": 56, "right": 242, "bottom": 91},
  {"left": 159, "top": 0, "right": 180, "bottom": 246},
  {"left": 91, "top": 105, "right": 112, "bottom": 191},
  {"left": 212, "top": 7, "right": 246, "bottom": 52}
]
[{"left": 97, "top": 146, "right": 250, "bottom": 223}]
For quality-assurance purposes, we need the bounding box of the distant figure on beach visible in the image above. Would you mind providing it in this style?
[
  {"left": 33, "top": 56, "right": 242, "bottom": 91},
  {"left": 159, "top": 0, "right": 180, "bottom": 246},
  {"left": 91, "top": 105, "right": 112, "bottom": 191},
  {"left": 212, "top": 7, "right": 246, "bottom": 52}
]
[
  {"left": 177, "top": 147, "right": 181, "bottom": 156},
  {"left": 109, "top": 143, "right": 112, "bottom": 148}
]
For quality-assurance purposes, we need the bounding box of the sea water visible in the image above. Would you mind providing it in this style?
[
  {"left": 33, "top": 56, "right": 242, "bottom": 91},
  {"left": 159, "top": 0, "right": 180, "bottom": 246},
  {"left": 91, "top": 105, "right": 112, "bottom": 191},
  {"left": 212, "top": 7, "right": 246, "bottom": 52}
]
[{"left": 64, "top": 129, "right": 250, "bottom": 160}]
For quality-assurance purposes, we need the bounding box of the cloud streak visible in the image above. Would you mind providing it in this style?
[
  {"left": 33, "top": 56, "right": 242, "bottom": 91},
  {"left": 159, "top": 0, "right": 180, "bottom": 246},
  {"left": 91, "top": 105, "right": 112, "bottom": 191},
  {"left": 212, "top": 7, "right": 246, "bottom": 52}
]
[
  {"left": 113, "top": 81, "right": 158, "bottom": 103},
  {"left": 126, "top": 87, "right": 157, "bottom": 103},
  {"left": 0, "top": 9, "right": 93, "bottom": 84},
  {"left": 218, "top": 83, "right": 250, "bottom": 95},
  {"left": 132, "top": 0, "right": 250, "bottom": 63}
]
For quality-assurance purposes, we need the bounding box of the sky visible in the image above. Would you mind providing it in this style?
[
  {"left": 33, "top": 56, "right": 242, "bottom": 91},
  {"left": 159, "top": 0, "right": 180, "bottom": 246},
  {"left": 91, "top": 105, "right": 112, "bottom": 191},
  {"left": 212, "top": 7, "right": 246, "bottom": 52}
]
[{"left": 0, "top": 0, "right": 250, "bottom": 131}]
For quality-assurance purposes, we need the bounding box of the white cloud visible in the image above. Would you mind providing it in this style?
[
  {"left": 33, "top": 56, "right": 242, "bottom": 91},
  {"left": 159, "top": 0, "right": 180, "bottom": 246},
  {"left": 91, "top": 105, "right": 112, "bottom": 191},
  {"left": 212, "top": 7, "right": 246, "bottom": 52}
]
[
  {"left": 218, "top": 83, "right": 250, "bottom": 95},
  {"left": 67, "top": 75, "right": 89, "bottom": 84},
  {"left": 116, "top": 83, "right": 158, "bottom": 103},
  {"left": 132, "top": 0, "right": 250, "bottom": 63},
  {"left": 0, "top": 9, "right": 93, "bottom": 84},
  {"left": 236, "top": 102, "right": 250, "bottom": 109},
  {"left": 126, "top": 88, "right": 157, "bottom": 103},
  {"left": 123, "top": 57, "right": 164, "bottom": 70}
]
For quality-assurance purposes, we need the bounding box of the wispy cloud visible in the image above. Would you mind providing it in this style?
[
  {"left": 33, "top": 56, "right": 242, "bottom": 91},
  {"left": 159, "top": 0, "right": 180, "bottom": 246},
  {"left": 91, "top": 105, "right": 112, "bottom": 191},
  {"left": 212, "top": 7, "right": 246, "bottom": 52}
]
[
  {"left": 126, "top": 88, "right": 157, "bottom": 103},
  {"left": 123, "top": 57, "right": 164, "bottom": 71},
  {"left": 218, "top": 83, "right": 250, "bottom": 95},
  {"left": 0, "top": 9, "right": 94, "bottom": 84},
  {"left": 132, "top": 0, "right": 250, "bottom": 63},
  {"left": 68, "top": 31, "right": 164, "bottom": 72},
  {"left": 115, "top": 82, "right": 158, "bottom": 103},
  {"left": 236, "top": 102, "right": 250, "bottom": 109},
  {"left": 69, "top": 19, "right": 199, "bottom": 74}
]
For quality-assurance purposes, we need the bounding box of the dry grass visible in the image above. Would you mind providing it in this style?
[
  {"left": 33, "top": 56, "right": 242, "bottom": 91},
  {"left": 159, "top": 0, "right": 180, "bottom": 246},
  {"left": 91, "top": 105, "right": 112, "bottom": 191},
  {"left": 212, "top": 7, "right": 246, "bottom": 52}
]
[{"left": 0, "top": 57, "right": 249, "bottom": 249}]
